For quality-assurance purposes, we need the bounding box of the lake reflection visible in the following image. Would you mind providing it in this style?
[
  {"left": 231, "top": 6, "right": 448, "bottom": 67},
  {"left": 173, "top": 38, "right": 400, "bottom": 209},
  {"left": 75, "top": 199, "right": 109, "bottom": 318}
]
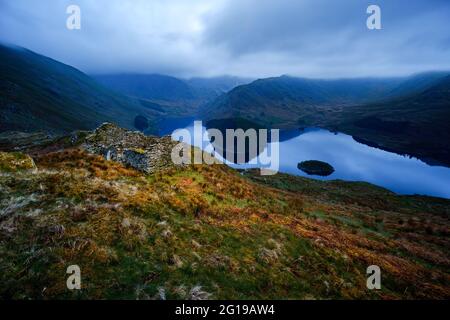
[{"left": 158, "top": 119, "right": 450, "bottom": 199}]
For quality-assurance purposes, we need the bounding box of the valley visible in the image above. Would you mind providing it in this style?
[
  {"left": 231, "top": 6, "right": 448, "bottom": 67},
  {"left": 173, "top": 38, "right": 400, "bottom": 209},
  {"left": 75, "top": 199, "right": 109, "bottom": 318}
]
[
  {"left": 204, "top": 73, "right": 450, "bottom": 166},
  {"left": 1, "top": 0, "right": 449, "bottom": 305},
  {"left": 0, "top": 44, "right": 449, "bottom": 300}
]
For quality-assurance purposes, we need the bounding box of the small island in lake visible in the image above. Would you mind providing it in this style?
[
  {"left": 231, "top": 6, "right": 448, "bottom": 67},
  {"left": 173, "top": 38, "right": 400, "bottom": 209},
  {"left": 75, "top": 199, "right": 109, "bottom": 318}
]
[{"left": 298, "top": 160, "right": 335, "bottom": 176}]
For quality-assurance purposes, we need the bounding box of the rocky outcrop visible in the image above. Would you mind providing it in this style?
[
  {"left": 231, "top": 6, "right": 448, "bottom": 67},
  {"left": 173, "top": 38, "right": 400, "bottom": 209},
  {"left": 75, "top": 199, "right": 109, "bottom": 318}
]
[{"left": 83, "top": 123, "right": 178, "bottom": 173}]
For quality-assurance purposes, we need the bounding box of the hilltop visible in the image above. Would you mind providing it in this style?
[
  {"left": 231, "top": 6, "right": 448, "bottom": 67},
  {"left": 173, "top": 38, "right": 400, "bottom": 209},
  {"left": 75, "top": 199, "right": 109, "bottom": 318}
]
[{"left": 0, "top": 124, "right": 449, "bottom": 299}]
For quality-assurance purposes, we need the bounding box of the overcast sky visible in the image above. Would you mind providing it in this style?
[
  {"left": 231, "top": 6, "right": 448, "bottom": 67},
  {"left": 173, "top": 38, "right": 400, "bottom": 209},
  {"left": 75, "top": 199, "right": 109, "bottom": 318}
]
[{"left": 0, "top": 0, "right": 449, "bottom": 78}]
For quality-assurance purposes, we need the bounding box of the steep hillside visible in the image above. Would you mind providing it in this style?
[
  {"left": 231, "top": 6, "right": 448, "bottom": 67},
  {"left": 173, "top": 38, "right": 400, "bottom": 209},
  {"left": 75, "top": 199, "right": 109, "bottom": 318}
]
[
  {"left": 93, "top": 73, "right": 209, "bottom": 116},
  {"left": 204, "top": 73, "right": 450, "bottom": 165},
  {"left": 0, "top": 45, "right": 163, "bottom": 134},
  {"left": 0, "top": 124, "right": 449, "bottom": 299},
  {"left": 205, "top": 73, "right": 450, "bottom": 127},
  {"left": 336, "top": 75, "right": 450, "bottom": 166},
  {"left": 204, "top": 76, "right": 407, "bottom": 128},
  {"left": 385, "top": 71, "right": 450, "bottom": 99}
]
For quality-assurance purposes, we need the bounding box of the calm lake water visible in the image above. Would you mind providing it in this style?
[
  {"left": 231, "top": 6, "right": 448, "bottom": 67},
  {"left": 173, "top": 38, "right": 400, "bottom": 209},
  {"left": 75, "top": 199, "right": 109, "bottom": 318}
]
[{"left": 157, "top": 118, "right": 450, "bottom": 199}]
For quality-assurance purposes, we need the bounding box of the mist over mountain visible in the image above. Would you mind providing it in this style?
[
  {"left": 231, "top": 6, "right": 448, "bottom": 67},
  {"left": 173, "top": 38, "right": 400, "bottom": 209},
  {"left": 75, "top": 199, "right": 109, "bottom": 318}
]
[
  {"left": 1, "top": 43, "right": 449, "bottom": 165},
  {"left": 93, "top": 73, "right": 252, "bottom": 116},
  {"left": 384, "top": 71, "right": 450, "bottom": 98},
  {"left": 93, "top": 74, "right": 196, "bottom": 102},
  {"left": 186, "top": 76, "right": 253, "bottom": 97},
  {"left": 1, "top": 0, "right": 450, "bottom": 303},
  {"left": 1, "top": 46, "right": 449, "bottom": 298},
  {"left": 2, "top": 0, "right": 449, "bottom": 78}
]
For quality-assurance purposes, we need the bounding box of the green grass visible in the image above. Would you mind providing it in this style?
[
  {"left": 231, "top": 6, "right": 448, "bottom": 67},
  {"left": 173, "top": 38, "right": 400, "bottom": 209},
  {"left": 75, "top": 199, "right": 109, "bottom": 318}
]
[{"left": 0, "top": 150, "right": 449, "bottom": 300}]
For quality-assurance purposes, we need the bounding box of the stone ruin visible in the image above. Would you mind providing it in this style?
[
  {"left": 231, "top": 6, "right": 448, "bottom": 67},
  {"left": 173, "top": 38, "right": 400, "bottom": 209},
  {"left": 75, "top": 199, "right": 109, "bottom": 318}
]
[{"left": 82, "top": 123, "right": 178, "bottom": 173}]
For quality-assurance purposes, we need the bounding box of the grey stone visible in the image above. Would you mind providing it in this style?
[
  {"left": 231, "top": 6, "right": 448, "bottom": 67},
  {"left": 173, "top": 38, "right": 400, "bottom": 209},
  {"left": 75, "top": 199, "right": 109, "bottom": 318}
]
[{"left": 82, "top": 123, "right": 179, "bottom": 174}]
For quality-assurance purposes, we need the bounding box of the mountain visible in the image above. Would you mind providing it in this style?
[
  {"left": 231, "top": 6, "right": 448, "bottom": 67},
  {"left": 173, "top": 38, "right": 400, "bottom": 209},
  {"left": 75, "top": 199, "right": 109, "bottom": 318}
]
[
  {"left": 0, "top": 44, "right": 163, "bottom": 134},
  {"left": 93, "top": 74, "right": 252, "bottom": 116},
  {"left": 93, "top": 73, "right": 196, "bottom": 102},
  {"left": 385, "top": 71, "right": 450, "bottom": 99},
  {"left": 204, "top": 73, "right": 450, "bottom": 165},
  {"left": 205, "top": 73, "right": 450, "bottom": 127},
  {"left": 1, "top": 123, "right": 449, "bottom": 299},
  {"left": 187, "top": 75, "right": 253, "bottom": 98},
  {"left": 204, "top": 75, "right": 409, "bottom": 128},
  {"left": 336, "top": 75, "right": 450, "bottom": 165}
]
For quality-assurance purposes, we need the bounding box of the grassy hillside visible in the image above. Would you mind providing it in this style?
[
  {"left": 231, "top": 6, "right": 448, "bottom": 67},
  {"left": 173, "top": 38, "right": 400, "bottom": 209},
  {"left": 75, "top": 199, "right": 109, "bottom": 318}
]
[
  {"left": 0, "top": 127, "right": 449, "bottom": 300},
  {"left": 0, "top": 45, "right": 163, "bottom": 134}
]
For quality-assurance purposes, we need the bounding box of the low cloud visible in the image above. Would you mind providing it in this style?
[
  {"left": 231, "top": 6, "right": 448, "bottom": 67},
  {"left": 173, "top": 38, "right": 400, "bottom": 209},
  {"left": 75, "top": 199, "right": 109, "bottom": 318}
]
[{"left": 0, "top": 0, "right": 449, "bottom": 78}]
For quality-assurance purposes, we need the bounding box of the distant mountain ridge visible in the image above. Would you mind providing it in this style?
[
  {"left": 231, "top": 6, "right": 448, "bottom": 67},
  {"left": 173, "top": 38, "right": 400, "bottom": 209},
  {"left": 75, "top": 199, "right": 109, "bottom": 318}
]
[
  {"left": 187, "top": 75, "right": 253, "bottom": 97},
  {"left": 0, "top": 44, "right": 165, "bottom": 134},
  {"left": 93, "top": 74, "right": 196, "bottom": 102},
  {"left": 93, "top": 73, "right": 252, "bottom": 116},
  {"left": 337, "top": 74, "right": 450, "bottom": 165},
  {"left": 204, "top": 72, "right": 450, "bottom": 165},
  {"left": 1, "top": 43, "right": 449, "bottom": 165},
  {"left": 204, "top": 73, "right": 450, "bottom": 127},
  {"left": 385, "top": 71, "right": 450, "bottom": 99}
]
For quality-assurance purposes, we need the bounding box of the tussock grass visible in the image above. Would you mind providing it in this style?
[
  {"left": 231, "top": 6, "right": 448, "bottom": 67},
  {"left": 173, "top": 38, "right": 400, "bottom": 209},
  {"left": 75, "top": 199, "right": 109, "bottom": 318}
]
[{"left": 0, "top": 151, "right": 449, "bottom": 299}]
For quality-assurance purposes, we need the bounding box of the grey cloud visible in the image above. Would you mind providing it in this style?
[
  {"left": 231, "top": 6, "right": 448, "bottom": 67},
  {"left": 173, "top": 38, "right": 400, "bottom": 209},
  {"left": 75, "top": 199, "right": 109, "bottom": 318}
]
[
  {"left": 203, "top": 0, "right": 450, "bottom": 77},
  {"left": 0, "top": 0, "right": 449, "bottom": 78}
]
